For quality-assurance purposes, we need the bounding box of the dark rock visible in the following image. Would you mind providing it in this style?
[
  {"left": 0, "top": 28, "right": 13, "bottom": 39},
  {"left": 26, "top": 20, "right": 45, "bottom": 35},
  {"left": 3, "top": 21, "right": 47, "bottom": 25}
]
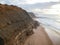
[
  {"left": 33, "top": 21, "right": 40, "bottom": 29},
  {"left": 28, "top": 12, "right": 36, "bottom": 18},
  {"left": 28, "top": 12, "right": 40, "bottom": 29}
]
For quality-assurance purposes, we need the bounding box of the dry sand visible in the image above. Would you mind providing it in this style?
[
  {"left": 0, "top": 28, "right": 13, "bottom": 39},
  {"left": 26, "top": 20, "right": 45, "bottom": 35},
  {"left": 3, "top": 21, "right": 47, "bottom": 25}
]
[{"left": 24, "top": 26, "right": 53, "bottom": 45}]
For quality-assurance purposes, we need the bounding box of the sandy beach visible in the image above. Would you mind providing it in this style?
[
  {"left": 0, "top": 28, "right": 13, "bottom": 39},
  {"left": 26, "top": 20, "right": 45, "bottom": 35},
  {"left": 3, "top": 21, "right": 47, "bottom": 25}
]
[{"left": 24, "top": 26, "right": 53, "bottom": 45}]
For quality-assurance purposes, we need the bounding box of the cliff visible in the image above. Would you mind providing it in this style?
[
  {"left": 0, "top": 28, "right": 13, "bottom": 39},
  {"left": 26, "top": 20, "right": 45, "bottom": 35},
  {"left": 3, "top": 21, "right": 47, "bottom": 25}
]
[
  {"left": 0, "top": 4, "right": 35, "bottom": 45},
  {"left": 28, "top": 12, "right": 40, "bottom": 29},
  {"left": 28, "top": 12, "right": 36, "bottom": 18}
]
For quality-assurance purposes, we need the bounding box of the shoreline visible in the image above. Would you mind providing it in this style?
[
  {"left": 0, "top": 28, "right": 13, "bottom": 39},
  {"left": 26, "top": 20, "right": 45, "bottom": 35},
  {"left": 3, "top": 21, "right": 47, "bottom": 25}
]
[{"left": 43, "top": 25, "right": 60, "bottom": 45}]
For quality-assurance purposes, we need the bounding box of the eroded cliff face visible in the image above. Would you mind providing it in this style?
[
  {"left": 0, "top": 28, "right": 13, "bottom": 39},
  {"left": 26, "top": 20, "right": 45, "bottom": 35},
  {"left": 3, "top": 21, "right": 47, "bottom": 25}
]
[{"left": 0, "top": 4, "right": 34, "bottom": 45}]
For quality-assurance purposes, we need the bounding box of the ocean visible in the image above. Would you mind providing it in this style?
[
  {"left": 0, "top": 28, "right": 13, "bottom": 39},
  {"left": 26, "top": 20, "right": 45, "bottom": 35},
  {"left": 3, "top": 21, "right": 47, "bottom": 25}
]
[{"left": 34, "top": 14, "right": 60, "bottom": 33}]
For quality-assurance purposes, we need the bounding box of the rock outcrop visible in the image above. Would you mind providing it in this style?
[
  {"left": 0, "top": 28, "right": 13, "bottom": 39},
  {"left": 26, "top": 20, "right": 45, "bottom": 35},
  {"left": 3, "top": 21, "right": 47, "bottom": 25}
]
[
  {"left": 0, "top": 4, "right": 35, "bottom": 45},
  {"left": 28, "top": 12, "right": 40, "bottom": 29},
  {"left": 28, "top": 12, "right": 36, "bottom": 18}
]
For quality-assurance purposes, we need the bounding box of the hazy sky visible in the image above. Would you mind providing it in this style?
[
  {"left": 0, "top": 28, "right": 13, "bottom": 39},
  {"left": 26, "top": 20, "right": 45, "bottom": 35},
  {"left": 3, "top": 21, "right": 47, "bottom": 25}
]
[
  {"left": 0, "top": 0, "right": 60, "bottom": 14},
  {"left": 0, "top": 0, "right": 59, "bottom": 4}
]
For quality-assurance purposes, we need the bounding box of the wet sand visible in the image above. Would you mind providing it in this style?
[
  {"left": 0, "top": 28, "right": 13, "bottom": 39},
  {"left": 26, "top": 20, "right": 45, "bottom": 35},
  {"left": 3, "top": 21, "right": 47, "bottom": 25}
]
[
  {"left": 45, "top": 27, "right": 60, "bottom": 45},
  {"left": 24, "top": 26, "right": 53, "bottom": 45}
]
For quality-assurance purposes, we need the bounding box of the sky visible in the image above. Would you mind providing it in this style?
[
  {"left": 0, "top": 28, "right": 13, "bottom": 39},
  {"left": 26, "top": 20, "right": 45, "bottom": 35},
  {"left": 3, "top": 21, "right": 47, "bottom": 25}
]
[{"left": 0, "top": 0, "right": 60, "bottom": 15}]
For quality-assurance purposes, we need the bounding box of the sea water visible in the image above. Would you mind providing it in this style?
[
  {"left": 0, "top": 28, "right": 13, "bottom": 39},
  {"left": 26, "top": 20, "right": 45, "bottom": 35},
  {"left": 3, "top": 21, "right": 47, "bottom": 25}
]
[{"left": 34, "top": 14, "right": 60, "bottom": 33}]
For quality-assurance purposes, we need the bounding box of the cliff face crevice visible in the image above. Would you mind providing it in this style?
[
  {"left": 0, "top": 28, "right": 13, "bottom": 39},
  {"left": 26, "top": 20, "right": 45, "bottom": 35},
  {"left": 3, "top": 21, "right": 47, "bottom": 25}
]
[{"left": 0, "top": 4, "right": 34, "bottom": 45}]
